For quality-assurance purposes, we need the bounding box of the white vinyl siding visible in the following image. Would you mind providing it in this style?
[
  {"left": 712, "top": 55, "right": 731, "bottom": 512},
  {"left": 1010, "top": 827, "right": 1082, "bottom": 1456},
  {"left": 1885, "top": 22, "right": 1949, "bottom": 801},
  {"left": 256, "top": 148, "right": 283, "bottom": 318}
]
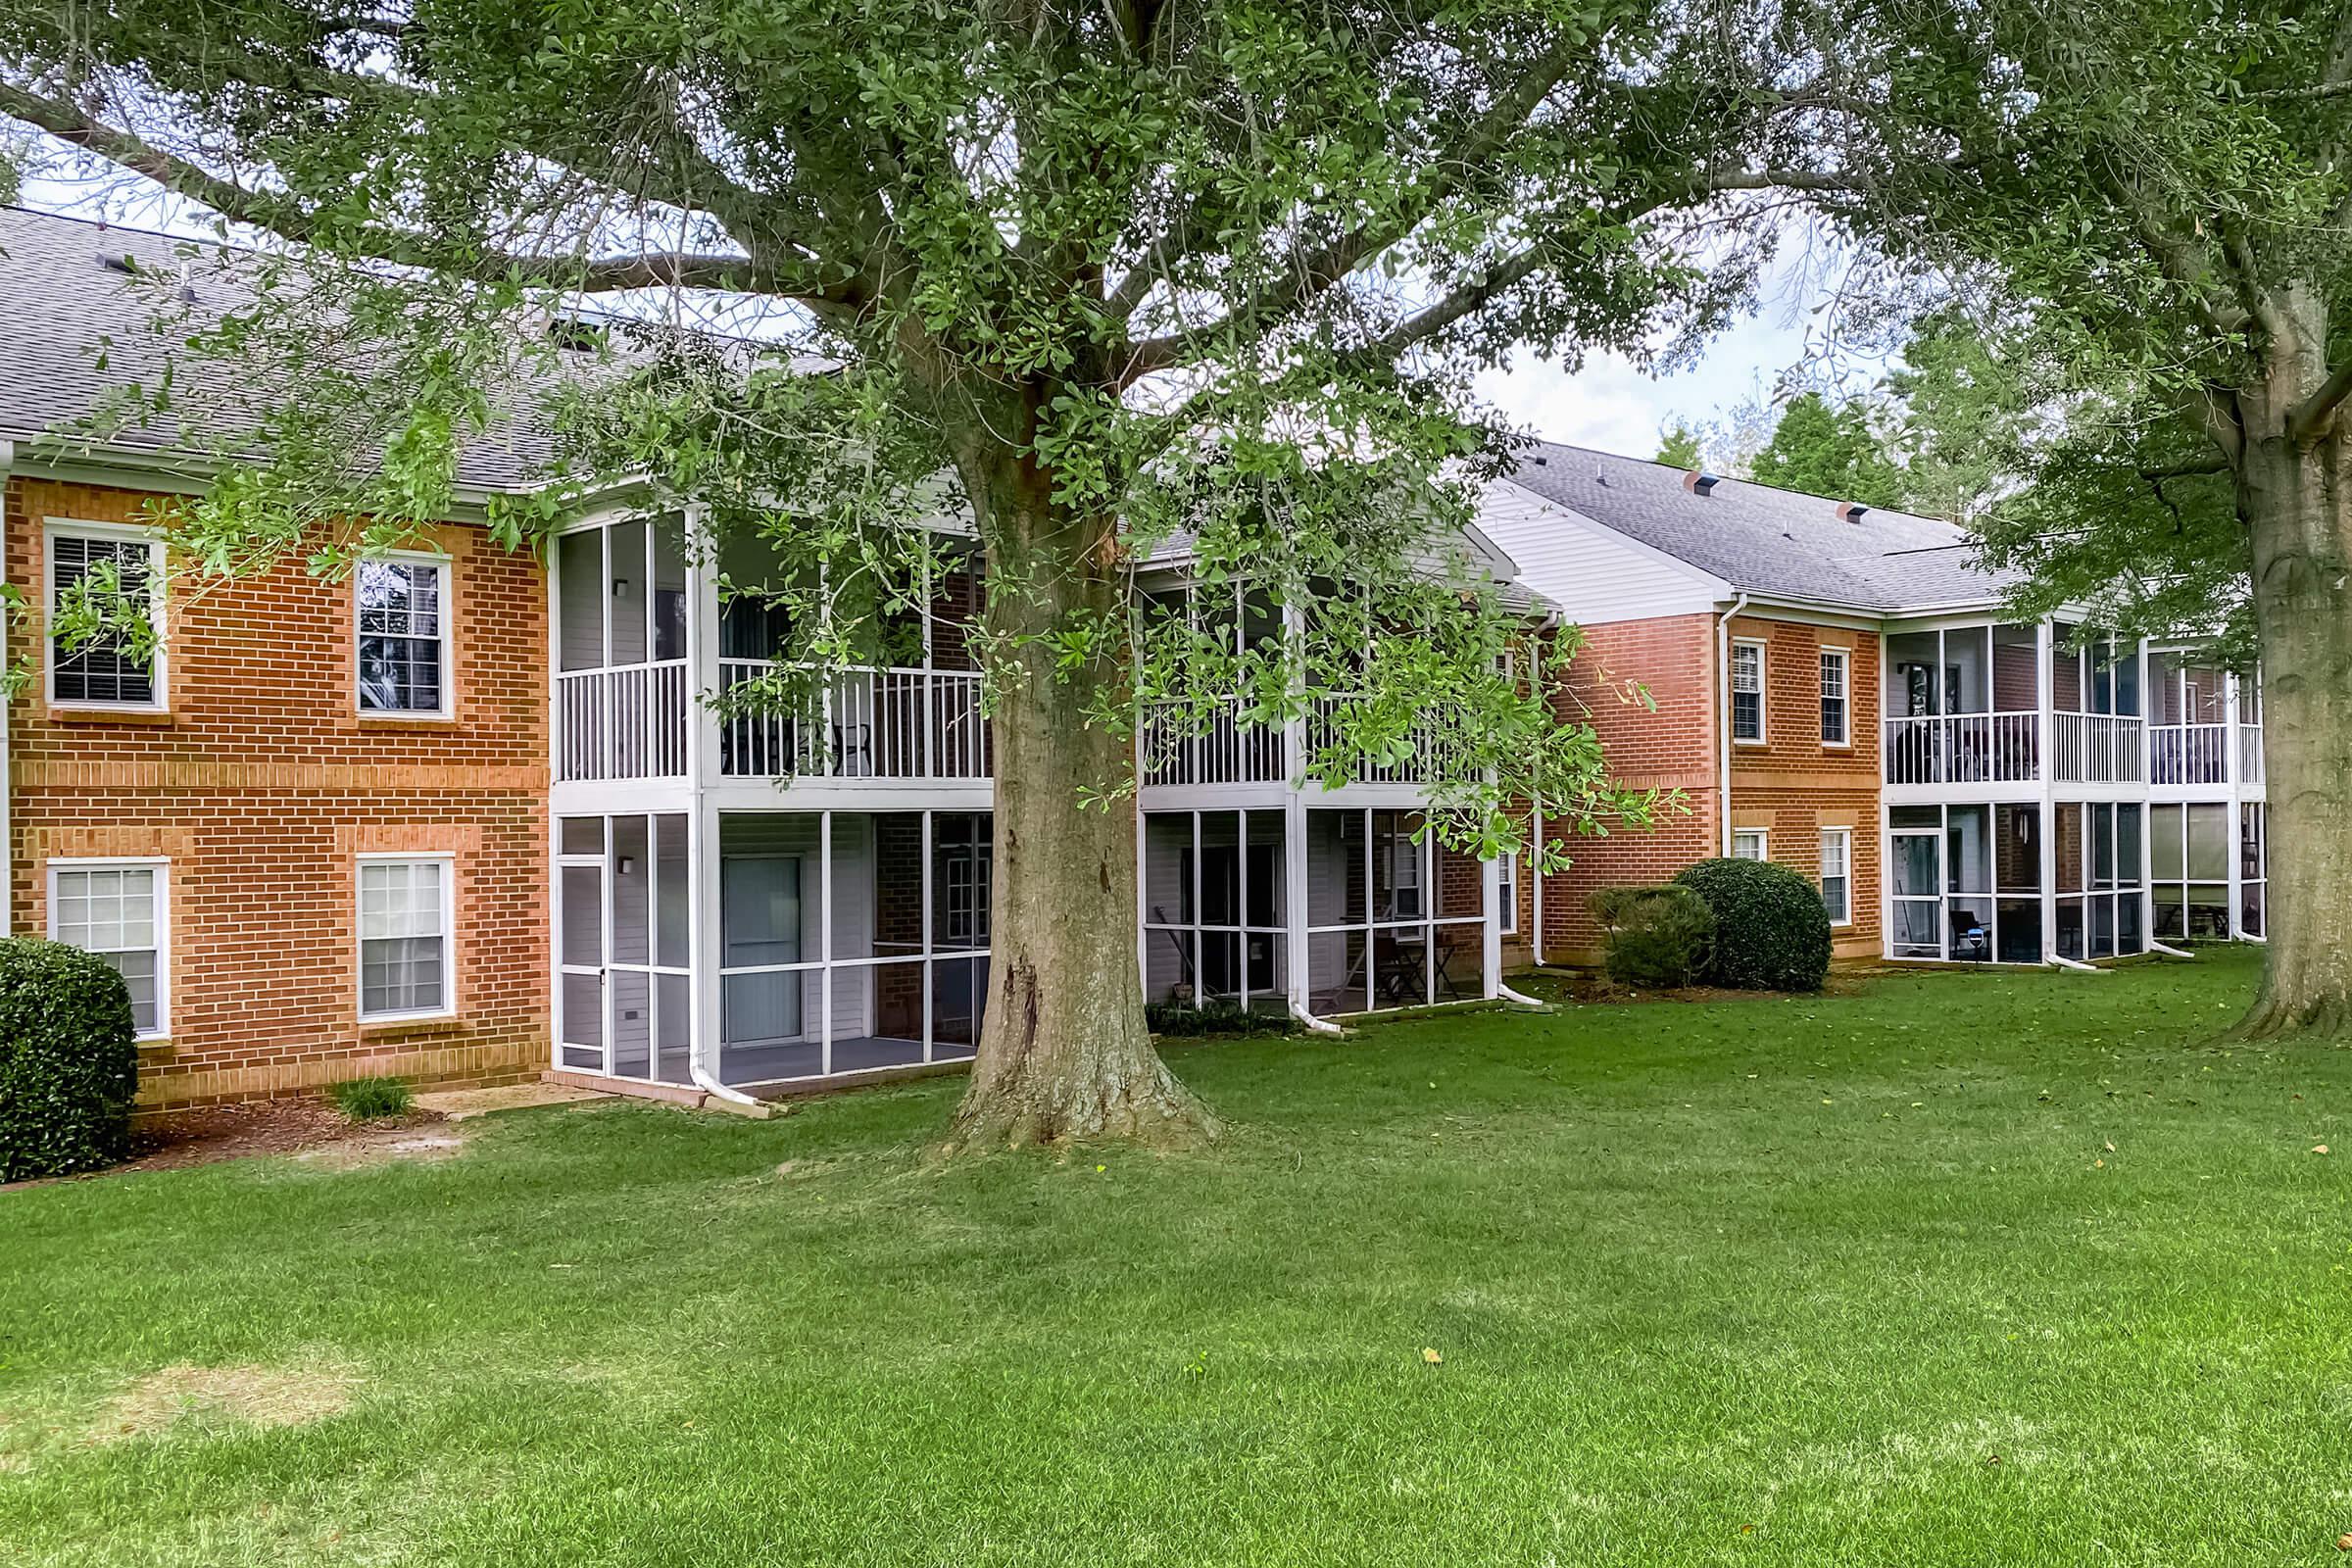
[
  {"left": 1820, "top": 828, "right": 1853, "bottom": 926},
  {"left": 1471, "top": 479, "right": 1723, "bottom": 625},
  {"left": 50, "top": 860, "right": 167, "bottom": 1038},
  {"left": 1731, "top": 640, "right": 1766, "bottom": 743},
  {"left": 359, "top": 857, "right": 455, "bottom": 1019}
]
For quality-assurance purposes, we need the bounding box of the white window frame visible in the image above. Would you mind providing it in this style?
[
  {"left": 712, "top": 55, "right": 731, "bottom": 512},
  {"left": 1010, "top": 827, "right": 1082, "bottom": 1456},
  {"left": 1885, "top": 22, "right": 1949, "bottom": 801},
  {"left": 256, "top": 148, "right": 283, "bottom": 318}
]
[
  {"left": 1733, "top": 829, "right": 1768, "bottom": 862},
  {"left": 1498, "top": 852, "right": 1519, "bottom": 936},
  {"left": 1819, "top": 647, "right": 1851, "bottom": 748},
  {"left": 44, "top": 519, "right": 167, "bottom": 711},
  {"left": 355, "top": 551, "right": 455, "bottom": 718},
  {"left": 48, "top": 857, "right": 170, "bottom": 1040},
  {"left": 1731, "top": 638, "right": 1767, "bottom": 744},
  {"left": 356, "top": 853, "right": 458, "bottom": 1022},
  {"left": 1819, "top": 827, "right": 1854, "bottom": 927}
]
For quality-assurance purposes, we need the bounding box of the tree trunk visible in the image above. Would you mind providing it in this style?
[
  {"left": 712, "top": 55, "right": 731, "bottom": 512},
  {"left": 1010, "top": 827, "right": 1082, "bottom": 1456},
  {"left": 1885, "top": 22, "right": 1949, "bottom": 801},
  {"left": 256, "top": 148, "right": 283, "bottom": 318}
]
[
  {"left": 942, "top": 438, "right": 1217, "bottom": 1150},
  {"left": 2233, "top": 351, "right": 2352, "bottom": 1038}
]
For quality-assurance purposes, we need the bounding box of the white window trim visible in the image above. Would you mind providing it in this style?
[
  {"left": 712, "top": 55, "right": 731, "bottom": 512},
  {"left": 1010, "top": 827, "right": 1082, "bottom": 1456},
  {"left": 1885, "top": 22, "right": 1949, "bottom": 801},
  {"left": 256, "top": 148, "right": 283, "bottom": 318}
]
[
  {"left": 356, "top": 550, "right": 455, "bottom": 719},
  {"left": 48, "top": 856, "right": 170, "bottom": 1041},
  {"left": 356, "top": 852, "right": 459, "bottom": 1022},
  {"left": 1819, "top": 827, "right": 1854, "bottom": 928},
  {"left": 44, "top": 518, "right": 168, "bottom": 712},
  {"left": 1732, "top": 828, "right": 1768, "bottom": 862},
  {"left": 1819, "top": 647, "right": 1852, "bottom": 749},
  {"left": 1498, "top": 852, "right": 1519, "bottom": 937},
  {"left": 1731, "top": 637, "right": 1767, "bottom": 745}
]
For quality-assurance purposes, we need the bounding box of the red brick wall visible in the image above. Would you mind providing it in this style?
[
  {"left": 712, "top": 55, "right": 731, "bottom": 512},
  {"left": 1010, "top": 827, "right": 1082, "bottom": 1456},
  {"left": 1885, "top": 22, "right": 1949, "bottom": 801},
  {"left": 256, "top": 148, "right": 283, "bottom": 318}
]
[
  {"left": 8, "top": 476, "right": 550, "bottom": 1108},
  {"left": 1724, "top": 614, "right": 1883, "bottom": 958},
  {"left": 1529, "top": 612, "right": 1886, "bottom": 964},
  {"left": 1534, "top": 614, "right": 1723, "bottom": 959}
]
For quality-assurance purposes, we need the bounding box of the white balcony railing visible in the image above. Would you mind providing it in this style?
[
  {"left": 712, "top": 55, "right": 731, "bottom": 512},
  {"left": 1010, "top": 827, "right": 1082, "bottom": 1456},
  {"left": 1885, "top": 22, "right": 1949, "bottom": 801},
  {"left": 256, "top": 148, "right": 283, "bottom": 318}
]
[
  {"left": 2053, "top": 710, "right": 2144, "bottom": 784},
  {"left": 1881, "top": 712, "right": 2039, "bottom": 786},
  {"left": 717, "top": 662, "right": 989, "bottom": 780},
  {"left": 1140, "top": 701, "right": 1286, "bottom": 787},
  {"left": 2149, "top": 722, "right": 2229, "bottom": 786},
  {"left": 2238, "top": 724, "right": 2265, "bottom": 786},
  {"left": 557, "top": 660, "right": 690, "bottom": 782},
  {"left": 1302, "top": 697, "right": 1448, "bottom": 786}
]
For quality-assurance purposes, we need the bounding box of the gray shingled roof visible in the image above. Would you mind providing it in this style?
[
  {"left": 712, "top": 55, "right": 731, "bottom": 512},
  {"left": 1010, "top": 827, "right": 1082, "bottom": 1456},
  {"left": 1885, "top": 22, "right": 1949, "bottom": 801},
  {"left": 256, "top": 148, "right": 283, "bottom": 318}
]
[
  {"left": 0, "top": 205, "right": 583, "bottom": 490},
  {"left": 1506, "top": 440, "right": 2014, "bottom": 613}
]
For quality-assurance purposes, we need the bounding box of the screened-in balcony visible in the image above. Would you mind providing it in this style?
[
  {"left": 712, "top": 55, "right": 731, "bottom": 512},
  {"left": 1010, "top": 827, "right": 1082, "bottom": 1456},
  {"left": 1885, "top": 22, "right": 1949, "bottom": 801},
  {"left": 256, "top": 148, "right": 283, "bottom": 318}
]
[
  {"left": 1882, "top": 621, "right": 2145, "bottom": 787},
  {"left": 551, "top": 514, "right": 993, "bottom": 788},
  {"left": 2147, "top": 648, "right": 2263, "bottom": 789}
]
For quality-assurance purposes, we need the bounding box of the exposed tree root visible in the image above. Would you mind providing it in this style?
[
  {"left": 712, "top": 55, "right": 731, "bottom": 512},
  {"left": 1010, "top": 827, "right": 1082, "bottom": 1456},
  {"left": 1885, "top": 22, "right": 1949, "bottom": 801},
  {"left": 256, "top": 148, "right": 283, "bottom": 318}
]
[
  {"left": 2232, "top": 991, "right": 2352, "bottom": 1043},
  {"left": 938, "top": 1052, "right": 1219, "bottom": 1157}
]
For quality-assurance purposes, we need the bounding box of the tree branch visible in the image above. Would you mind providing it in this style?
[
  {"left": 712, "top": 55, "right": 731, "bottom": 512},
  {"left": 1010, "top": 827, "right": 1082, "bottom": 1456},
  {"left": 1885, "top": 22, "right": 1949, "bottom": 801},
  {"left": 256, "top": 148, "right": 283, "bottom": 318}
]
[{"left": 2288, "top": 359, "right": 2352, "bottom": 444}]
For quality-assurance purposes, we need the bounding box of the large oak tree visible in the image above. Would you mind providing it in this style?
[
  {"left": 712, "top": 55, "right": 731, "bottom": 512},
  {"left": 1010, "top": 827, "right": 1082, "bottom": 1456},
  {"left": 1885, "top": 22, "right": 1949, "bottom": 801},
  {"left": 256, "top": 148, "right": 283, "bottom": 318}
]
[{"left": 0, "top": 0, "right": 1819, "bottom": 1141}]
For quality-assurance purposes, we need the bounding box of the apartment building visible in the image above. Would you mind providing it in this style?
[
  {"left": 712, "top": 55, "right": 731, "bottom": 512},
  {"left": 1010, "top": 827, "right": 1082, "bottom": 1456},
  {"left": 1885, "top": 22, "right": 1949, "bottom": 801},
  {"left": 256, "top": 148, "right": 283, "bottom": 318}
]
[
  {"left": 1476, "top": 447, "right": 2268, "bottom": 969},
  {"left": 0, "top": 206, "right": 1520, "bottom": 1110}
]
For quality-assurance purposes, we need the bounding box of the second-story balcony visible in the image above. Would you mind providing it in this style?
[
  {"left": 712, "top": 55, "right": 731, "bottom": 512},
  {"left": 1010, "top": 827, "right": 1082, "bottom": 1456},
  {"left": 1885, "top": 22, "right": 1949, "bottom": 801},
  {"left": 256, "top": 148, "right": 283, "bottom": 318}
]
[
  {"left": 1880, "top": 710, "right": 2146, "bottom": 787},
  {"left": 716, "top": 662, "right": 989, "bottom": 780}
]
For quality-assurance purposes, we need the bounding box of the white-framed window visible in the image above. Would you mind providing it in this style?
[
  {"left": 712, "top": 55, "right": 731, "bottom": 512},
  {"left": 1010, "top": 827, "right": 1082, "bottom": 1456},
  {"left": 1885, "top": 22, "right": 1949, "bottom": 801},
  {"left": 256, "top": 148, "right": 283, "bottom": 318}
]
[
  {"left": 1498, "top": 852, "right": 1519, "bottom": 936},
  {"left": 49, "top": 858, "right": 168, "bottom": 1039},
  {"left": 1731, "top": 639, "right": 1766, "bottom": 743},
  {"left": 1819, "top": 648, "right": 1850, "bottom": 747},
  {"left": 357, "top": 555, "right": 452, "bottom": 715},
  {"left": 1819, "top": 827, "right": 1853, "bottom": 926},
  {"left": 46, "top": 521, "right": 165, "bottom": 710},
  {"left": 358, "top": 855, "right": 456, "bottom": 1020},
  {"left": 1733, "top": 829, "right": 1768, "bottom": 861}
]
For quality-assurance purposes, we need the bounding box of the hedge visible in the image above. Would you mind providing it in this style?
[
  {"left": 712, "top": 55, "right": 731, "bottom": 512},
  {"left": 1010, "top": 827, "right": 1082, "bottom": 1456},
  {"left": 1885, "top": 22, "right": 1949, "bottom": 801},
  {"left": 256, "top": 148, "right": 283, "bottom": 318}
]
[
  {"left": 1673, "top": 858, "right": 1834, "bottom": 993},
  {"left": 0, "top": 938, "right": 141, "bottom": 1181},
  {"left": 1590, "top": 884, "right": 1716, "bottom": 989}
]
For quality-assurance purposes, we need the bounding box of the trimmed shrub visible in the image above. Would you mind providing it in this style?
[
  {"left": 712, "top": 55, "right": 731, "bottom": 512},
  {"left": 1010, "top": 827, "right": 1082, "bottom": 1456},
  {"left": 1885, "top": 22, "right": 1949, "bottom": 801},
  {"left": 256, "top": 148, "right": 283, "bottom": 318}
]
[
  {"left": 329, "top": 1076, "right": 414, "bottom": 1121},
  {"left": 0, "top": 938, "right": 141, "bottom": 1181},
  {"left": 1591, "top": 885, "right": 1717, "bottom": 989},
  {"left": 1673, "top": 858, "right": 1834, "bottom": 993}
]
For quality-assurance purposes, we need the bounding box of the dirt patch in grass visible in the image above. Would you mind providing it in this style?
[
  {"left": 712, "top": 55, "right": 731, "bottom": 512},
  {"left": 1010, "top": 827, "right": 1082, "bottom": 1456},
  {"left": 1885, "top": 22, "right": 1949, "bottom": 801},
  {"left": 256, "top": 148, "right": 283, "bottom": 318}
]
[
  {"left": 98, "top": 1361, "right": 362, "bottom": 1440},
  {"left": 294, "top": 1127, "right": 469, "bottom": 1172},
  {"left": 128, "top": 1101, "right": 447, "bottom": 1173}
]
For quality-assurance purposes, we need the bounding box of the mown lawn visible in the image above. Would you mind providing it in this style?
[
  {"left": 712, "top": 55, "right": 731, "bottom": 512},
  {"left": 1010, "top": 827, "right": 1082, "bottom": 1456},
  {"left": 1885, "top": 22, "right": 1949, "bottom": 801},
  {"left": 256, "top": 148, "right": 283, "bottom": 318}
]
[{"left": 5, "top": 946, "right": 2349, "bottom": 1565}]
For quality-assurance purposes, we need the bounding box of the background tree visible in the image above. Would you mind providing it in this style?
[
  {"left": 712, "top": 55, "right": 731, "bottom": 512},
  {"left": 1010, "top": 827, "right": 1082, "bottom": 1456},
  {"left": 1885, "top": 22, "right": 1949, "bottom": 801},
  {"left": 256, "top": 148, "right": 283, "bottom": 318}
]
[
  {"left": 0, "top": 0, "right": 1822, "bottom": 1141},
  {"left": 1744, "top": 389, "right": 1907, "bottom": 509},
  {"left": 1653, "top": 420, "right": 1707, "bottom": 468},
  {"left": 1768, "top": 0, "right": 2352, "bottom": 1037}
]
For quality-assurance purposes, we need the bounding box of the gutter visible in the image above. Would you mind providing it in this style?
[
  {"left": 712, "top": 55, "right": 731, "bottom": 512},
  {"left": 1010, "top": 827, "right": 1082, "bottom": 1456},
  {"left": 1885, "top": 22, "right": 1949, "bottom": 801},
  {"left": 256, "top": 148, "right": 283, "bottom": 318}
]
[{"left": 1714, "top": 590, "right": 1751, "bottom": 856}]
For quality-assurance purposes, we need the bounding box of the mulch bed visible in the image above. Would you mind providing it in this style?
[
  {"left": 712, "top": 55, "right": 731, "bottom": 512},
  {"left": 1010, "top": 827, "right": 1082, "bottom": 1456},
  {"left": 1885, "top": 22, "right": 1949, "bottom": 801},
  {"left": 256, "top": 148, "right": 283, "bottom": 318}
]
[{"left": 1527, "top": 968, "right": 1880, "bottom": 1005}]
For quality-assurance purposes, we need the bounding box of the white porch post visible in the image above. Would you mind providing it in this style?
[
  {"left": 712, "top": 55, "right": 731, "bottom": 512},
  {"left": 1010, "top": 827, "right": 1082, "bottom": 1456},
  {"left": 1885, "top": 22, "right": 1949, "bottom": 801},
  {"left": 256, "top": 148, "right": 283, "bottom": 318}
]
[
  {"left": 1285, "top": 795, "right": 1310, "bottom": 1015},
  {"left": 2225, "top": 667, "right": 2244, "bottom": 938},
  {"left": 921, "top": 809, "right": 935, "bottom": 1062},
  {"left": 1481, "top": 854, "right": 1501, "bottom": 1001},
  {"left": 819, "top": 808, "right": 834, "bottom": 1077},
  {"left": 2037, "top": 620, "right": 2058, "bottom": 960},
  {"left": 1529, "top": 798, "right": 1544, "bottom": 967},
  {"left": 691, "top": 797, "right": 723, "bottom": 1090}
]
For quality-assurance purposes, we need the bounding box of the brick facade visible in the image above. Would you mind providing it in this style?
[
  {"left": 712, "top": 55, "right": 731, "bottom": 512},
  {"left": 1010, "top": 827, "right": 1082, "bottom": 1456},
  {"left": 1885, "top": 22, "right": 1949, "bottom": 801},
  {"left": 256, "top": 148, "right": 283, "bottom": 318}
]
[
  {"left": 1533, "top": 610, "right": 1883, "bottom": 964},
  {"left": 8, "top": 476, "right": 550, "bottom": 1108}
]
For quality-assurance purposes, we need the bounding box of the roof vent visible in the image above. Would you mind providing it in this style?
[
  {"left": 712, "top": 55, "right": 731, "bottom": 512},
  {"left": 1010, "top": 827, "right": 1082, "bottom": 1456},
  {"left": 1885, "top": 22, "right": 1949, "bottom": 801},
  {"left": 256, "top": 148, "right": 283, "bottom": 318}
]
[
  {"left": 1833, "top": 501, "right": 1870, "bottom": 524},
  {"left": 1684, "top": 469, "right": 1721, "bottom": 497},
  {"left": 98, "top": 252, "right": 139, "bottom": 275},
  {"left": 547, "top": 316, "right": 609, "bottom": 354}
]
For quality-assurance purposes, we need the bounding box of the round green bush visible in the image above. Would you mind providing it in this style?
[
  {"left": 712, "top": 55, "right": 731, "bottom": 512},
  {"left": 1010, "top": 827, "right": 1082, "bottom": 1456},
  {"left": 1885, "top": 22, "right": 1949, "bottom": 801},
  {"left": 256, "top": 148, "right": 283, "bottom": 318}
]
[
  {"left": 1591, "top": 885, "right": 1716, "bottom": 989},
  {"left": 0, "top": 938, "right": 141, "bottom": 1181},
  {"left": 1673, "top": 858, "right": 1834, "bottom": 993}
]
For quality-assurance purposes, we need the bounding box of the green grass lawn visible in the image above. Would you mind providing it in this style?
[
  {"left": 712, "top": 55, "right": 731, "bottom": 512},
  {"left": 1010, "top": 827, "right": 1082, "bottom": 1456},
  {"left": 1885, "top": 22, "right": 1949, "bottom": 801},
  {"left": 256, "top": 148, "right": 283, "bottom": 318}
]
[{"left": 6, "top": 946, "right": 2350, "bottom": 1565}]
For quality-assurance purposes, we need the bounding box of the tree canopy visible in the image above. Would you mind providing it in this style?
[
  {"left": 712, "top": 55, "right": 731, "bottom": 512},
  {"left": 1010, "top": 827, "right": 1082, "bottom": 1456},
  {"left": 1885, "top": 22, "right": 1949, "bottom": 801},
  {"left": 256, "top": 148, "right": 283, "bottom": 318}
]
[{"left": 1744, "top": 391, "right": 1907, "bottom": 510}]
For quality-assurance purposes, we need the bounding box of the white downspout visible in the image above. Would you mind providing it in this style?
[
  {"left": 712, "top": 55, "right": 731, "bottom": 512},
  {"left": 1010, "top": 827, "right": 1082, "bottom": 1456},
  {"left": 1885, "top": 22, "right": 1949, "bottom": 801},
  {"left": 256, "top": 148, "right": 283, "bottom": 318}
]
[{"left": 1715, "top": 591, "right": 1751, "bottom": 856}]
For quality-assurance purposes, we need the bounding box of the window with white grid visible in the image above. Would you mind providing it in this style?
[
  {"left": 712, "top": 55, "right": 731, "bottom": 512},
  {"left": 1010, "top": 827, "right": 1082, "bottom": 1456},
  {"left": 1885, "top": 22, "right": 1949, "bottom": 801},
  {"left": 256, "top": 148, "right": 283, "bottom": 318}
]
[
  {"left": 50, "top": 861, "right": 166, "bottom": 1038},
  {"left": 358, "top": 559, "right": 449, "bottom": 713},
  {"left": 1819, "top": 828, "right": 1853, "bottom": 925},
  {"left": 1731, "top": 640, "right": 1765, "bottom": 742},
  {"left": 48, "top": 528, "right": 163, "bottom": 708},
  {"left": 1733, "top": 829, "right": 1768, "bottom": 861},
  {"left": 1819, "top": 648, "right": 1850, "bottom": 746},
  {"left": 360, "top": 858, "right": 453, "bottom": 1018}
]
